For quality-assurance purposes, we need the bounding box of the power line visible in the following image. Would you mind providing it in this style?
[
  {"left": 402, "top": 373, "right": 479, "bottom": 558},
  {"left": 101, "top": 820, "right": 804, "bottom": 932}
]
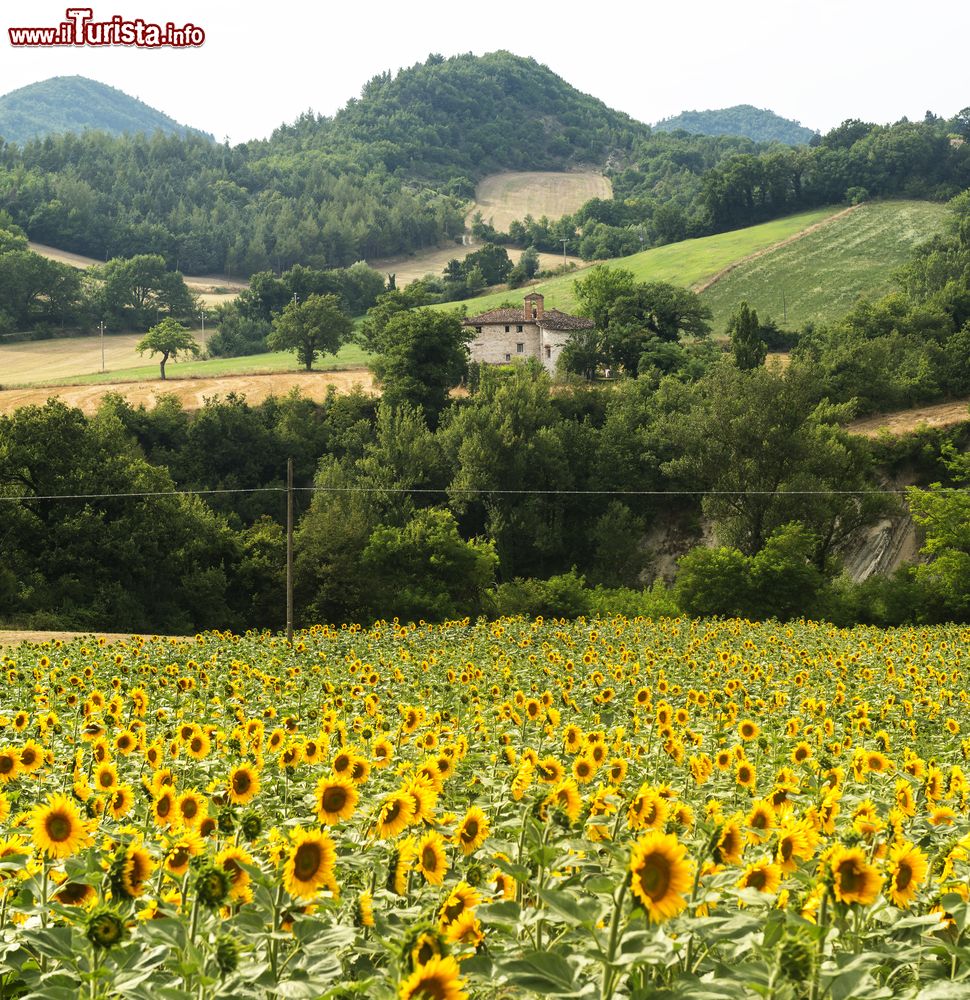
[{"left": 0, "top": 484, "right": 966, "bottom": 503}]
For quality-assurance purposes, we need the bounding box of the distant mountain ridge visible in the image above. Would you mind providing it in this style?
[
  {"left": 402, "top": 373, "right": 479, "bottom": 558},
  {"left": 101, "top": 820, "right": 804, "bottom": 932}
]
[
  {"left": 654, "top": 105, "right": 817, "bottom": 145},
  {"left": 0, "top": 76, "right": 212, "bottom": 144}
]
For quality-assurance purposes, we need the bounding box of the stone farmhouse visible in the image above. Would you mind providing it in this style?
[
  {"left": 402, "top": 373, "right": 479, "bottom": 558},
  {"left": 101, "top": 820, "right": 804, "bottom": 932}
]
[{"left": 462, "top": 292, "right": 594, "bottom": 374}]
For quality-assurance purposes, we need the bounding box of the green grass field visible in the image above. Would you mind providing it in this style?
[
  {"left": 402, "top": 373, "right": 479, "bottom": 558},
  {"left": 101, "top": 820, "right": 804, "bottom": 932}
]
[
  {"left": 437, "top": 206, "right": 841, "bottom": 317},
  {"left": 14, "top": 342, "right": 372, "bottom": 388},
  {"left": 699, "top": 200, "right": 947, "bottom": 333}
]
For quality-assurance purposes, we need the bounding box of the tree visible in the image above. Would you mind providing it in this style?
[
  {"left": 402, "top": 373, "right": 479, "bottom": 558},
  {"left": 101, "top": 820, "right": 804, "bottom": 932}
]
[
  {"left": 371, "top": 309, "right": 471, "bottom": 425},
  {"left": 99, "top": 254, "right": 196, "bottom": 329},
  {"left": 361, "top": 508, "right": 497, "bottom": 620},
  {"left": 136, "top": 318, "right": 199, "bottom": 380},
  {"left": 908, "top": 447, "right": 970, "bottom": 619},
  {"left": 728, "top": 300, "right": 768, "bottom": 370},
  {"left": 267, "top": 293, "right": 352, "bottom": 371}
]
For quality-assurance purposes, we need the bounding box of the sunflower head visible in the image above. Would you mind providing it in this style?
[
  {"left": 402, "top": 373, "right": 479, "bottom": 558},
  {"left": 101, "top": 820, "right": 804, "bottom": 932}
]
[
  {"left": 629, "top": 831, "right": 693, "bottom": 923},
  {"left": 194, "top": 862, "right": 231, "bottom": 909},
  {"left": 86, "top": 906, "right": 128, "bottom": 949}
]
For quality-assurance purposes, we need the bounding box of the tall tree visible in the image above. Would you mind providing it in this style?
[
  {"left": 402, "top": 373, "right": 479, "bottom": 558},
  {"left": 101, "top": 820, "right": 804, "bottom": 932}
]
[
  {"left": 728, "top": 300, "right": 768, "bottom": 370},
  {"left": 371, "top": 309, "right": 470, "bottom": 425},
  {"left": 267, "top": 293, "right": 352, "bottom": 371}
]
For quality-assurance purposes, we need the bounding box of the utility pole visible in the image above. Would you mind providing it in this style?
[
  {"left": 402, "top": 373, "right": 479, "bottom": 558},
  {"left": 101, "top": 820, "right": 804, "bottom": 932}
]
[
  {"left": 560, "top": 238, "right": 568, "bottom": 269},
  {"left": 200, "top": 308, "right": 206, "bottom": 353},
  {"left": 99, "top": 320, "right": 105, "bottom": 373},
  {"left": 286, "top": 457, "right": 294, "bottom": 645}
]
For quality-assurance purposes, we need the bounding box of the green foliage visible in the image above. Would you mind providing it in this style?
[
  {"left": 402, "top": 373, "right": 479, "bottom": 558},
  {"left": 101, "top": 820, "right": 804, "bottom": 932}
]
[
  {"left": 675, "top": 523, "right": 826, "bottom": 619},
  {"left": 908, "top": 448, "right": 970, "bottom": 619},
  {"left": 361, "top": 508, "right": 497, "bottom": 621},
  {"left": 370, "top": 309, "right": 470, "bottom": 425},
  {"left": 135, "top": 317, "right": 199, "bottom": 379},
  {"left": 267, "top": 293, "right": 352, "bottom": 371},
  {"left": 654, "top": 105, "right": 817, "bottom": 145},
  {"left": 728, "top": 300, "right": 768, "bottom": 370},
  {"left": 98, "top": 254, "right": 196, "bottom": 330}
]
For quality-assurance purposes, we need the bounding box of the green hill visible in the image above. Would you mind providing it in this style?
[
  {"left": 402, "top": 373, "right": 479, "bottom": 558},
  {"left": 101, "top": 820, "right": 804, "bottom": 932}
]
[
  {"left": 699, "top": 200, "right": 947, "bottom": 333},
  {"left": 441, "top": 207, "right": 841, "bottom": 316},
  {"left": 654, "top": 105, "right": 817, "bottom": 145},
  {"left": 0, "top": 76, "right": 212, "bottom": 144},
  {"left": 273, "top": 51, "right": 649, "bottom": 183}
]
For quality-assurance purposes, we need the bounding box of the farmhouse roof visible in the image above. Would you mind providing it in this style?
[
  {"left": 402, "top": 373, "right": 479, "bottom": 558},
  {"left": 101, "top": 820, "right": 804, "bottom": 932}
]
[
  {"left": 462, "top": 307, "right": 594, "bottom": 330},
  {"left": 463, "top": 308, "right": 524, "bottom": 325}
]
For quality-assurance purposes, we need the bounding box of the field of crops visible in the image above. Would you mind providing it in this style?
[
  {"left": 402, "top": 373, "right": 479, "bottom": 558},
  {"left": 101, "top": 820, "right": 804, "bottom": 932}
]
[
  {"left": 2, "top": 616, "right": 970, "bottom": 999},
  {"left": 699, "top": 201, "right": 947, "bottom": 334}
]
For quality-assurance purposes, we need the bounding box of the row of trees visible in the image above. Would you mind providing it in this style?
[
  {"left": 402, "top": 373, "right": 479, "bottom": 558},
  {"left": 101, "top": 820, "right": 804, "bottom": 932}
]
[{"left": 3, "top": 355, "right": 967, "bottom": 631}]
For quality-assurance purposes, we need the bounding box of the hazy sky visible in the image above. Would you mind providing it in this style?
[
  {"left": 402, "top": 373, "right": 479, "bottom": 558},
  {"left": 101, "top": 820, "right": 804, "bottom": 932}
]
[{"left": 2, "top": 0, "right": 968, "bottom": 144}]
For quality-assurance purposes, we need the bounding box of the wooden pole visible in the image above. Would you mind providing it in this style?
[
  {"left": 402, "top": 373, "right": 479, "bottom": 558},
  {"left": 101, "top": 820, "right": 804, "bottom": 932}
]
[{"left": 286, "top": 457, "right": 294, "bottom": 644}]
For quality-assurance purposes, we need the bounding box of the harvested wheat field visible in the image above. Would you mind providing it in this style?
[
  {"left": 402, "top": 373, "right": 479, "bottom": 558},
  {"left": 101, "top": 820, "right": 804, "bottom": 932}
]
[
  {"left": 467, "top": 170, "right": 612, "bottom": 232},
  {"left": 0, "top": 370, "right": 376, "bottom": 416},
  {"left": 368, "top": 243, "right": 582, "bottom": 287}
]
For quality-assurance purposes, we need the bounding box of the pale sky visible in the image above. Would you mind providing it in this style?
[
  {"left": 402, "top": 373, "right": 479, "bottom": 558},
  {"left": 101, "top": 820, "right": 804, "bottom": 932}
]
[{"left": 1, "top": 0, "right": 967, "bottom": 145}]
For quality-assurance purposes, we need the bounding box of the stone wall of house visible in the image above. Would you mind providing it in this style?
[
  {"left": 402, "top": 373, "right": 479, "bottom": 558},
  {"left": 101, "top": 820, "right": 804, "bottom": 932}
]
[
  {"left": 468, "top": 322, "right": 541, "bottom": 365},
  {"left": 540, "top": 328, "right": 572, "bottom": 374}
]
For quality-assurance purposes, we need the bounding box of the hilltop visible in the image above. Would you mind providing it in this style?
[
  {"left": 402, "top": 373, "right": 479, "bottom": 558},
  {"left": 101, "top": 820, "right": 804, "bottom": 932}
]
[
  {"left": 0, "top": 76, "right": 212, "bottom": 144},
  {"left": 654, "top": 104, "right": 817, "bottom": 144}
]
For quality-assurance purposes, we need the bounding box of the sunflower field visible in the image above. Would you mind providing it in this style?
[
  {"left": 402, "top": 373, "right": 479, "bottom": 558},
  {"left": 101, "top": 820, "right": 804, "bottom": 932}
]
[{"left": 0, "top": 616, "right": 969, "bottom": 999}]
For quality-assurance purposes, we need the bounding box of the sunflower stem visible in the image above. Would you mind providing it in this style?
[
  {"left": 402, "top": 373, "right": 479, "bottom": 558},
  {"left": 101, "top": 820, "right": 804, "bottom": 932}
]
[
  {"left": 600, "top": 876, "right": 628, "bottom": 1000},
  {"left": 809, "top": 891, "right": 829, "bottom": 1000}
]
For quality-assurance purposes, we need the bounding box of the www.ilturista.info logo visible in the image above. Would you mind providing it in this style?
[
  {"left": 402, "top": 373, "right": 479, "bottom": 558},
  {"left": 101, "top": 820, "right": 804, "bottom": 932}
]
[{"left": 9, "top": 8, "right": 204, "bottom": 47}]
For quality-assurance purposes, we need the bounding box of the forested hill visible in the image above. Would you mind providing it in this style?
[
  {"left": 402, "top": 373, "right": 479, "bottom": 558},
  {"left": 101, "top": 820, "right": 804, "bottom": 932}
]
[
  {"left": 654, "top": 105, "right": 817, "bottom": 144},
  {"left": 271, "top": 51, "right": 649, "bottom": 185},
  {"left": 0, "top": 76, "right": 212, "bottom": 144}
]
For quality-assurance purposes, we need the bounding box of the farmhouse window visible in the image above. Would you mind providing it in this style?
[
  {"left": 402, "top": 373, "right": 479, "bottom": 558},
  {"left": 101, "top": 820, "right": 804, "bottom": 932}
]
[
  {"left": 516, "top": 324, "right": 523, "bottom": 332},
  {"left": 475, "top": 326, "right": 481, "bottom": 334},
  {"left": 516, "top": 343, "right": 524, "bottom": 353},
  {"left": 505, "top": 353, "right": 511, "bottom": 361},
  {"left": 545, "top": 346, "right": 552, "bottom": 359},
  {"left": 505, "top": 325, "right": 510, "bottom": 332}
]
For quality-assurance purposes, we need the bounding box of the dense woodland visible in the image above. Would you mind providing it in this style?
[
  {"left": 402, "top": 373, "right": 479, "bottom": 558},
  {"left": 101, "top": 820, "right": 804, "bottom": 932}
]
[
  {"left": 653, "top": 105, "right": 818, "bottom": 145},
  {"left": 2, "top": 52, "right": 968, "bottom": 276},
  {"left": 2, "top": 194, "right": 969, "bottom": 632}
]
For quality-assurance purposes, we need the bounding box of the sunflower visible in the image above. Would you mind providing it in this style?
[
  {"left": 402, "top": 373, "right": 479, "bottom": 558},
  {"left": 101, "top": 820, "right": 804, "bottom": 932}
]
[
  {"left": 164, "top": 830, "right": 203, "bottom": 878},
  {"left": 19, "top": 740, "right": 45, "bottom": 773},
  {"left": 830, "top": 846, "right": 882, "bottom": 906},
  {"left": 738, "top": 720, "right": 760, "bottom": 741},
  {"left": 54, "top": 882, "right": 97, "bottom": 907},
  {"left": 714, "top": 816, "right": 745, "bottom": 865},
  {"left": 455, "top": 806, "right": 490, "bottom": 855},
  {"left": 30, "top": 793, "right": 90, "bottom": 858},
  {"left": 405, "top": 778, "right": 438, "bottom": 825},
  {"left": 737, "top": 859, "right": 782, "bottom": 895},
  {"left": 416, "top": 831, "right": 449, "bottom": 886},
  {"left": 887, "top": 841, "right": 928, "bottom": 909},
  {"left": 315, "top": 775, "right": 358, "bottom": 825},
  {"left": 0, "top": 748, "right": 21, "bottom": 783},
  {"left": 375, "top": 791, "right": 416, "bottom": 839},
  {"left": 120, "top": 842, "right": 155, "bottom": 898},
  {"left": 629, "top": 831, "right": 693, "bottom": 923},
  {"left": 776, "top": 820, "right": 819, "bottom": 873},
  {"left": 177, "top": 789, "right": 207, "bottom": 828},
  {"left": 444, "top": 909, "right": 483, "bottom": 949},
  {"left": 398, "top": 954, "right": 467, "bottom": 1000},
  {"left": 283, "top": 828, "right": 336, "bottom": 900},
  {"left": 544, "top": 774, "right": 582, "bottom": 821},
  {"left": 746, "top": 800, "right": 776, "bottom": 844},
  {"left": 572, "top": 755, "right": 597, "bottom": 784},
  {"left": 227, "top": 764, "right": 260, "bottom": 805},
  {"left": 389, "top": 837, "right": 417, "bottom": 895},
  {"left": 736, "top": 760, "right": 757, "bottom": 791},
  {"left": 152, "top": 788, "right": 177, "bottom": 829},
  {"left": 627, "top": 785, "right": 668, "bottom": 831},
  {"left": 216, "top": 846, "right": 255, "bottom": 903},
  {"left": 93, "top": 762, "right": 118, "bottom": 793},
  {"left": 186, "top": 731, "right": 211, "bottom": 760}
]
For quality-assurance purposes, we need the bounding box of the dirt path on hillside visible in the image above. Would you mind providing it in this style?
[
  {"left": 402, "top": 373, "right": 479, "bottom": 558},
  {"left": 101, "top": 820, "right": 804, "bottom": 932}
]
[
  {"left": 692, "top": 205, "right": 862, "bottom": 294},
  {"left": 848, "top": 398, "right": 970, "bottom": 437},
  {"left": 0, "top": 369, "right": 376, "bottom": 416}
]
